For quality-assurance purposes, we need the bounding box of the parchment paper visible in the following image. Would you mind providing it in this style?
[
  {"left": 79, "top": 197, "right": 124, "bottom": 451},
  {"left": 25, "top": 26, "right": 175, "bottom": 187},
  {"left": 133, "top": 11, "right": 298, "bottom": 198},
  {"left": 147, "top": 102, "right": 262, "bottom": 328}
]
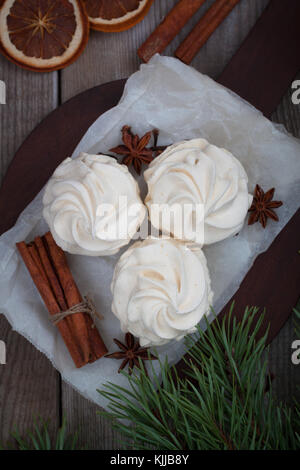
[{"left": 0, "top": 55, "right": 299, "bottom": 409}]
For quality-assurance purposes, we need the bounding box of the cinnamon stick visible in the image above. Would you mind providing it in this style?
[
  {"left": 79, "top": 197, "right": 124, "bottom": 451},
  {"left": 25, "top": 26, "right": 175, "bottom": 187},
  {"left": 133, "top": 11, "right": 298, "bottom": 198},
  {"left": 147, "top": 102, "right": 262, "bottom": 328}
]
[
  {"left": 16, "top": 241, "right": 84, "bottom": 367},
  {"left": 44, "top": 232, "right": 107, "bottom": 364},
  {"left": 16, "top": 233, "right": 107, "bottom": 368},
  {"left": 175, "top": 0, "right": 241, "bottom": 64},
  {"left": 33, "top": 235, "right": 80, "bottom": 357},
  {"left": 138, "top": 0, "right": 207, "bottom": 63},
  {"left": 34, "top": 236, "right": 67, "bottom": 311}
]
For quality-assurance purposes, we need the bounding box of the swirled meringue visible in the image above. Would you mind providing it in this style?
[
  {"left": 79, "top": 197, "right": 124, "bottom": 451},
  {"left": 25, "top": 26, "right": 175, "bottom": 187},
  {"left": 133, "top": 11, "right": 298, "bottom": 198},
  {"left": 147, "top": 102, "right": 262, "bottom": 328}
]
[
  {"left": 144, "top": 139, "right": 252, "bottom": 245},
  {"left": 43, "top": 153, "right": 146, "bottom": 256},
  {"left": 111, "top": 237, "right": 213, "bottom": 347}
]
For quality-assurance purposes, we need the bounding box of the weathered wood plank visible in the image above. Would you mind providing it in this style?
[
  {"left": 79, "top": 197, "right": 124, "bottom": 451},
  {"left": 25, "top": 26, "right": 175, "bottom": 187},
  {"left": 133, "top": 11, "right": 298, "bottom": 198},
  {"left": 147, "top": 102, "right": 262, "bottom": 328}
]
[
  {"left": 0, "top": 0, "right": 298, "bottom": 449},
  {"left": 0, "top": 56, "right": 59, "bottom": 445},
  {"left": 169, "top": 0, "right": 270, "bottom": 78},
  {"left": 269, "top": 74, "right": 300, "bottom": 405},
  {"left": 272, "top": 72, "right": 300, "bottom": 137},
  {"left": 61, "top": 0, "right": 270, "bottom": 101},
  {"left": 0, "top": 317, "right": 60, "bottom": 446},
  {"left": 219, "top": 0, "right": 300, "bottom": 116},
  {"left": 59, "top": 0, "right": 300, "bottom": 449},
  {"left": 60, "top": 1, "right": 178, "bottom": 450},
  {"left": 268, "top": 316, "right": 300, "bottom": 405},
  {"left": 61, "top": 386, "right": 121, "bottom": 450},
  {"left": 0, "top": 60, "right": 58, "bottom": 182}
]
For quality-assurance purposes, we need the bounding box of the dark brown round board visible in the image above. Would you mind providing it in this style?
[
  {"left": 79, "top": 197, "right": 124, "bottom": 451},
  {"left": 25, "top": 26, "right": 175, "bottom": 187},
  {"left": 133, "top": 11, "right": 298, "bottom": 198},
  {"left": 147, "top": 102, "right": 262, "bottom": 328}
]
[
  {"left": 0, "top": 79, "right": 126, "bottom": 234},
  {"left": 0, "top": 79, "right": 299, "bottom": 379}
]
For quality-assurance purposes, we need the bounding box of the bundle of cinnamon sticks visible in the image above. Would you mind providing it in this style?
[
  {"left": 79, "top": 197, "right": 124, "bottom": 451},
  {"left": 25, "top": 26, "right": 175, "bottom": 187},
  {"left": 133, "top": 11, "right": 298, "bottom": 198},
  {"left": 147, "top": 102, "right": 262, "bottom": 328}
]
[
  {"left": 16, "top": 232, "right": 107, "bottom": 368},
  {"left": 138, "top": 0, "right": 241, "bottom": 65}
]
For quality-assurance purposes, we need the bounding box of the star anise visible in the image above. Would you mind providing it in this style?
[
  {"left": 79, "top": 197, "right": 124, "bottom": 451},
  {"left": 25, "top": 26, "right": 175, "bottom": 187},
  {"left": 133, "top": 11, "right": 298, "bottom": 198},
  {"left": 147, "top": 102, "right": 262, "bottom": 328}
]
[
  {"left": 110, "top": 126, "right": 167, "bottom": 175},
  {"left": 105, "top": 332, "right": 157, "bottom": 375},
  {"left": 248, "top": 184, "right": 283, "bottom": 228}
]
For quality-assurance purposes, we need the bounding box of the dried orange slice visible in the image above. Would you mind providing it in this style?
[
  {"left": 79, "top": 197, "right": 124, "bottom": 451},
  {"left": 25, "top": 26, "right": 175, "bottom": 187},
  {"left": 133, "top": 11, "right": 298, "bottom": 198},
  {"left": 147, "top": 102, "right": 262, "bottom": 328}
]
[
  {"left": 82, "top": 0, "right": 154, "bottom": 32},
  {"left": 0, "top": 0, "right": 89, "bottom": 72}
]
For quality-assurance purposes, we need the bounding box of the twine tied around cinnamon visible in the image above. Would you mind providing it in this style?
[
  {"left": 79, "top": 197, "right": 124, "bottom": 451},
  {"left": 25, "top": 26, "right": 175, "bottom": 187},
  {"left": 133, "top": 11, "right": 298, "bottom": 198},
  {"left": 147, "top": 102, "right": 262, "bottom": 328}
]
[{"left": 50, "top": 295, "right": 103, "bottom": 328}]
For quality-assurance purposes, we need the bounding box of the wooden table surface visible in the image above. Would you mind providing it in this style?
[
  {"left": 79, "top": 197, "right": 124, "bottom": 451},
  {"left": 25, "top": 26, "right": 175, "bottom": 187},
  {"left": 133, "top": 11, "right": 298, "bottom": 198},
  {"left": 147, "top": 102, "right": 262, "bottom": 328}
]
[{"left": 0, "top": 0, "right": 299, "bottom": 449}]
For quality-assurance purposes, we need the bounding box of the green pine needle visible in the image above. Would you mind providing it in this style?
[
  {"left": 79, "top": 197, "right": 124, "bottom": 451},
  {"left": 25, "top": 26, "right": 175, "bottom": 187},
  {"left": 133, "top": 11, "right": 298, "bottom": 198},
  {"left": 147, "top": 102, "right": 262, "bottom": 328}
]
[
  {"left": 1, "top": 417, "right": 81, "bottom": 450},
  {"left": 98, "top": 304, "right": 300, "bottom": 450}
]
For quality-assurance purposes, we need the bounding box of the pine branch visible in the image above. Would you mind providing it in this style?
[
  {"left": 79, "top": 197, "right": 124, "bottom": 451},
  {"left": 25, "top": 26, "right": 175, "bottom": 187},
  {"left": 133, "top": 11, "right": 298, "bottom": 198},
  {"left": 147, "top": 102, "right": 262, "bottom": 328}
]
[
  {"left": 0, "top": 417, "right": 82, "bottom": 450},
  {"left": 1, "top": 303, "right": 299, "bottom": 451},
  {"left": 98, "top": 304, "right": 300, "bottom": 450}
]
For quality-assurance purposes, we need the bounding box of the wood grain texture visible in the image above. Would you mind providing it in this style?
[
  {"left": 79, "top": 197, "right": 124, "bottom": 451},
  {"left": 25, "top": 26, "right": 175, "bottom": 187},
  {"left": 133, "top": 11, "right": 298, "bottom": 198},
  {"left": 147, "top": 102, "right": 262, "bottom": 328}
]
[
  {"left": 1, "top": 77, "right": 297, "bottom": 341},
  {"left": 61, "top": 0, "right": 270, "bottom": 100},
  {"left": 0, "top": 81, "right": 125, "bottom": 235},
  {"left": 174, "top": 206, "right": 300, "bottom": 379},
  {"left": 62, "top": 386, "right": 122, "bottom": 450},
  {"left": 0, "top": 79, "right": 125, "bottom": 448},
  {"left": 0, "top": 317, "right": 60, "bottom": 447},
  {"left": 175, "top": 0, "right": 242, "bottom": 65},
  {"left": 0, "top": 58, "right": 58, "bottom": 182},
  {"left": 0, "top": 56, "right": 59, "bottom": 445},
  {"left": 166, "top": 0, "right": 270, "bottom": 79},
  {"left": 138, "top": 0, "right": 208, "bottom": 62},
  {"left": 269, "top": 74, "right": 300, "bottom": 405},
  {"left": 272, "top": 71, "right": 300, "bottom": 137},
  {"left": 0, "top": 0, "right": 299, "bottom": 450},
  {"left": 219, "top": 0, "right": 300, "bottom": 116},
  {"left": 59, "top": 0, "right": 299, "bottom": 449}
]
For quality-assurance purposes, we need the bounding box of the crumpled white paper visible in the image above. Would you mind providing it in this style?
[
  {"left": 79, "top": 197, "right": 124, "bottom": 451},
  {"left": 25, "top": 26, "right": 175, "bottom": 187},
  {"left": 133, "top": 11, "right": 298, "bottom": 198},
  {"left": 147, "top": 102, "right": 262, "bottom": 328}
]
[{"left": 0, "top": 55, "right": 299, "bottom": 409}]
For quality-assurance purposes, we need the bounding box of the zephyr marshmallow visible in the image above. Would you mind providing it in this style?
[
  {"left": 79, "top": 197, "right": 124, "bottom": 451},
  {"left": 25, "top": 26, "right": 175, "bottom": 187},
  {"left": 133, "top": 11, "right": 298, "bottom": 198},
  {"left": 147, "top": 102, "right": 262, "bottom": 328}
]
[
  {"left": 111, "top": 237, "right": 213, "bottom": 347},
  {"left": 144, "top": 139, "right": 252, "bottom": 245},
  {"left": 43, "top": 153, "right": 146, "bottom": 256}
]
